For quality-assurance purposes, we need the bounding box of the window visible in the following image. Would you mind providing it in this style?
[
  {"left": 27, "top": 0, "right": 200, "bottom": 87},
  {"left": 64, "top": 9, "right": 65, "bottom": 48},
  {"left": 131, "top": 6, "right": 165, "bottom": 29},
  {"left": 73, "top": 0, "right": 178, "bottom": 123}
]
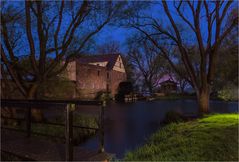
[
  {"left": 97, "top": 70, "right": 100, "bottom": 76},
  {"left": 107, "top": 72, "right": 109, "bottom": 79}
]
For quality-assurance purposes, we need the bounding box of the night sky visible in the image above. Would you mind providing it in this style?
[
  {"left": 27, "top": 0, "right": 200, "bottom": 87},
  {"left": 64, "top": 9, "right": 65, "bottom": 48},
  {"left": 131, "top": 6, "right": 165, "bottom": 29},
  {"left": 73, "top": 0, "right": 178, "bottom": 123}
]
[
  {"left": 92, "top": 1, "right": 210, "bottom": 54},
  {"left": 3, "top": 1, "right": 237, "bottom": 56},
  {"left": 93, "top": 1, "right": 236, "bottom": 55}
]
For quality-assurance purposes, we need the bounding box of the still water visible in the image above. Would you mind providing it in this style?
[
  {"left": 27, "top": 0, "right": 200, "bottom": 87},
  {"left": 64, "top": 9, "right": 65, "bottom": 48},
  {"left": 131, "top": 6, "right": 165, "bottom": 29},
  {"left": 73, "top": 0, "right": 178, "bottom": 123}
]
[{"left": 80, "top": 99, "right": 238, "bottom": 159}]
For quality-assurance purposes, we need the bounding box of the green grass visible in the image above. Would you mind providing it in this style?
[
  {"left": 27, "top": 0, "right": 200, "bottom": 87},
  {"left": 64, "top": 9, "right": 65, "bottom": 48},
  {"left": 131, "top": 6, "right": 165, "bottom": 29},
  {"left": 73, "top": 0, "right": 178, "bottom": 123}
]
[{"left": 124, "top": 114, "right": 239, "bottom": 161}]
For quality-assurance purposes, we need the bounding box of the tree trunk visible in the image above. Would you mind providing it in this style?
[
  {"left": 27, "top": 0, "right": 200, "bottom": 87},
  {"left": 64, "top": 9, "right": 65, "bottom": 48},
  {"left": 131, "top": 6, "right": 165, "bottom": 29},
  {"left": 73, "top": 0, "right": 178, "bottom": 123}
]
[
  {"left": 145, "top": 78, "right": 153, "bottom": 94},
  {"left": 180, "top": 85, "right": 185, "bottom": 94},
  {"left": 197, "top": 88, "right": 210, "bottom": 114},
  {"left": 148, "top": 85, "right": 153, "bottom": 94},
  {"left": 147, "top": 83, "right": 153, "bottom": 94},
  {"left": 1, "top": 80, "right": 18, "bottom": 125},
  {"left": 27, "top": 84, "right": 44, "bottom": 122}
]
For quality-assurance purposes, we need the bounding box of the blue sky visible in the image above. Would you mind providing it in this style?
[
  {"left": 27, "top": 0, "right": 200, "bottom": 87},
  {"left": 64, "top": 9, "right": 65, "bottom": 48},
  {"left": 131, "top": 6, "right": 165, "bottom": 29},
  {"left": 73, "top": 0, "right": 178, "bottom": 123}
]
[
  {"left": 94, "top": 26, "right": 134, "bottom": 52},
  {"left": 93, "top": 1, "right": 198, "bottom": 53},
  {"left": 92, "top": 1, "right": 237, "bottom": 55},
  {"left": 3, "top": 1, "right": 237, "bottom": 56}
]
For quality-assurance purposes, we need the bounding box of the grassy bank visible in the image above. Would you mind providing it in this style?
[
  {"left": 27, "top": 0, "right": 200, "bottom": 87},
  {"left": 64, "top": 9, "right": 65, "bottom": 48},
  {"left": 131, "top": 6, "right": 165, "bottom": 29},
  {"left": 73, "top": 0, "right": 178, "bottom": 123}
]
[{"left": 125, "top": 114, "right": 239, "bottom": 161}]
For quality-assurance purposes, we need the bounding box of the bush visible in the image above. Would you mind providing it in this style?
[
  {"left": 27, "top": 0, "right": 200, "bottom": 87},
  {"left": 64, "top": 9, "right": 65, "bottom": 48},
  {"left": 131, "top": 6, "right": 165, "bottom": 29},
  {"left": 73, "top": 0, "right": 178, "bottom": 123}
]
[
  {"left": 95, "top": 91, "right": 112, "bottom": 101},
  {"left": 218, "top": 83, "right": 238, "bottom": 101},
  {"left": 115, "top": 82, "right": 133, "bottom": 102},
  {"left": 163, "top": 111, "right": 184, "bottom": 124}
]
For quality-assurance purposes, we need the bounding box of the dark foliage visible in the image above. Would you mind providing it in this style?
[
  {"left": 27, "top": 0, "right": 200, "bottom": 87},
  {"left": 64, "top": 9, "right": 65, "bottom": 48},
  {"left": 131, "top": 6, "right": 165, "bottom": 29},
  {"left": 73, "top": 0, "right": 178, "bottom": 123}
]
[
  {"left": 115, "top": 81, "right": 133, "bottom": 102},
  {"left": 163, "top": 111, "right": 184, "bottom": 124}
]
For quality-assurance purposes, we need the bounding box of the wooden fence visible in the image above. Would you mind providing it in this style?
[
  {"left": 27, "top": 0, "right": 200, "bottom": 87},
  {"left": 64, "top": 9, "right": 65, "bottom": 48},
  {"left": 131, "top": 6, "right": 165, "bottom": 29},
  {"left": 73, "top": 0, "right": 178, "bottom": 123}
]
[{"left": 1, "top": 99, "right": 106, "bottom": 161}]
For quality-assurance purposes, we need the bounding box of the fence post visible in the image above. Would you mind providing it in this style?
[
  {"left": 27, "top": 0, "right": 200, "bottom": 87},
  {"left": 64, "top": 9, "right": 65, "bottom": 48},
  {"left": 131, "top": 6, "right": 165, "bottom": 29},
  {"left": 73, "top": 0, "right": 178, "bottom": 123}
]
[
  {"left": 65, "top": 103, "right": 74, "bottom": 161},
  {"left": 26, "top": 106, "right": 31, "bottom": 137},
  {"left": 98, "top": 100, "right": 105, "bottom": 153}
]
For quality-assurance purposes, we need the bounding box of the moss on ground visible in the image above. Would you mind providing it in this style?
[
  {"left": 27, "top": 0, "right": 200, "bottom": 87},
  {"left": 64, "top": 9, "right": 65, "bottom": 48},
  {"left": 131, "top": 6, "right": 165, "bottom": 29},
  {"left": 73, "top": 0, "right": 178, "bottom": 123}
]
[{"left": 124, "top": 114, "right": 239, "bottom": 161}]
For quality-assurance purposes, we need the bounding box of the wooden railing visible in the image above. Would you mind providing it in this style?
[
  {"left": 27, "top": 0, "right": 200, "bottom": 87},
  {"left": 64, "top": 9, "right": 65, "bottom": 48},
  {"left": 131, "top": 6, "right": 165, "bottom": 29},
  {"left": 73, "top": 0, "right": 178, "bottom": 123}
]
[{"left": 1, "top": 99, "right": 106, "bottom": 161}]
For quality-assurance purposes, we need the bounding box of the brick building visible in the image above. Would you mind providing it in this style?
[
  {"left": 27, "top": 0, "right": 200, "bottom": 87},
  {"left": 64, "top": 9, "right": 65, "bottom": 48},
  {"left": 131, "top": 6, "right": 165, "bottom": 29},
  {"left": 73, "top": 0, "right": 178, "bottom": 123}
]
[{"left": 67, "top": 54, "right": 127, "bottom": 99}]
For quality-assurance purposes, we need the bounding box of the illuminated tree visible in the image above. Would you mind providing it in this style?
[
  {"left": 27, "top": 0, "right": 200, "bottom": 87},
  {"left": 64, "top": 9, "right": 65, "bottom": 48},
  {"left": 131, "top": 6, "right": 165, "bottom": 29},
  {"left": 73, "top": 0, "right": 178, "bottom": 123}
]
[{"left": 131, "top": 1, "right": 238, "bottom": 113}]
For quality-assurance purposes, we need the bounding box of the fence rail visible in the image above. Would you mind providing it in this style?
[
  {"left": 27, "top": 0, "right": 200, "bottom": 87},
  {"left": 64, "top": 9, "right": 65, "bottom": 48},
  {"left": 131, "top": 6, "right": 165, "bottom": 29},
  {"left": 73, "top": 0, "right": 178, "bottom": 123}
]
[
  {"left": 1, "top": 99, "right": 102, "bottom": 107},
  {"left": 1, "top": 99, "right": 106, "bottom": 161}
]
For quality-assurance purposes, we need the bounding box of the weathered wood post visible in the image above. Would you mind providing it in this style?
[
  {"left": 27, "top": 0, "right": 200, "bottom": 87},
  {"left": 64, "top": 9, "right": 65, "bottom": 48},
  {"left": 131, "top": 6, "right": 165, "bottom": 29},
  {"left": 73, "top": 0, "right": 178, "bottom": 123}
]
[
  {"left": 98, "top": 100, "right": 105, "bottom": 153},
  {"left": 26, "top": 104, "right": 31, "bottom": 137},
  {"left": 65, "top": 103, "right": 74, "bottom": 161}
]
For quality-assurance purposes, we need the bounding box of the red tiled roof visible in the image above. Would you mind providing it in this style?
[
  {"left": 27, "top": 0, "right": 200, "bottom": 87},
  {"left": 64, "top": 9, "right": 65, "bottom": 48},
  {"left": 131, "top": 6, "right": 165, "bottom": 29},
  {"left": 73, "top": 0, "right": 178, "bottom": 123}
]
[{"left": 76, "top": 54, "right": 120, "bottom": 70}]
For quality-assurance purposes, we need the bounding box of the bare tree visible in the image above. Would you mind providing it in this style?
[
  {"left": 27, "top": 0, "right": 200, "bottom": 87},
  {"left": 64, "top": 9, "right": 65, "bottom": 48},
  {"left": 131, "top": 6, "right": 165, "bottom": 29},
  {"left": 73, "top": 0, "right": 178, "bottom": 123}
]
[
  {"left": 127, "top": 37, "right": 165, "bottom": 93},
  {"left": 1, "top": 0, "right": 139, "bottom": 120},
  {"left": 173, "top": 66, "right": 189, "bottom": 94},
  {"left": 131, "top": 1, "right": 238, "bottom": 113},
  {"left": 96, "top": 40, "right": 121, "bottom": 54}
]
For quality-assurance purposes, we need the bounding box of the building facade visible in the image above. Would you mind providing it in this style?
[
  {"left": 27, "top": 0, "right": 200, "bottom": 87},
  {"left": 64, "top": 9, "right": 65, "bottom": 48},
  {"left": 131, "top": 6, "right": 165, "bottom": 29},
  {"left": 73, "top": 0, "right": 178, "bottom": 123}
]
[
  {"left": 159, "top": 79, "right": 178, "bottom": 94},
  {"left": 67, "top": 54, "right": 127, "bottom": 99}
]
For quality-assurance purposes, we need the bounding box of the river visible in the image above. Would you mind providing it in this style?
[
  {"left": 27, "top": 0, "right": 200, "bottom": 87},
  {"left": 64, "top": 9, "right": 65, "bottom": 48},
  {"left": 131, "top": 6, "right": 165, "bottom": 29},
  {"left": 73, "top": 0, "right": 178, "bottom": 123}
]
[{"left": 80, "top": 99, "right": 238, "bottom": 159}]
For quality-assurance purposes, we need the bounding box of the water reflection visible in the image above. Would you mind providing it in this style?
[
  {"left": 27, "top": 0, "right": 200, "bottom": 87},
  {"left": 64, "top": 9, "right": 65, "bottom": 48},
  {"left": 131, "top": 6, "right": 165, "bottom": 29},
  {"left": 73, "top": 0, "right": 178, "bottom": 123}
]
[{"left": 80, "top": 99, "right": 238, "bottom": 159}]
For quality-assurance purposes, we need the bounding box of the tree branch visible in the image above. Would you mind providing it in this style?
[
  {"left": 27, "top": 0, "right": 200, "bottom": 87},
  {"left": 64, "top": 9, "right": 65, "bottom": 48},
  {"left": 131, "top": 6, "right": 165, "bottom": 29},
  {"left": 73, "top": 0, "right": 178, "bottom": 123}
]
[
  {"left": 25, "top": 1, "right": 38, "bottom": 74},
  {"left": 174, "top": 1, "right": 196, "bottom": 32},
  {"left": 1, "top": 16, "right": 16, "bottom": 62},
  {"left": 162, "top": 1, "right": 199, "bottom": 91},
  {"left": 54, "top": 0, "right": 64, "bottom": 57},
  {"left": 1, "top": 44, "right": 27, "bottom": 96}
]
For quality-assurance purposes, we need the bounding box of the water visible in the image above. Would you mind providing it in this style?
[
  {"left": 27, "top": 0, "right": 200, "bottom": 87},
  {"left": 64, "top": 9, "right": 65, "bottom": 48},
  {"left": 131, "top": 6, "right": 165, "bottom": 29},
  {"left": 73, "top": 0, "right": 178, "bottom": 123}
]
[{"left": 80, "top": 99, "right": 238, "bottom": 159}]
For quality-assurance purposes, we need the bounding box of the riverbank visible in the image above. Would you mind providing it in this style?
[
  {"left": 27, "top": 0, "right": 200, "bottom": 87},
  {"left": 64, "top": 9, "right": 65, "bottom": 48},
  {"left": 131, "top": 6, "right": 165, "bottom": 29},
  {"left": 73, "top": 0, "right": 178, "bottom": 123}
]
[
  {"left": 154, "top": 93, "right": 238, "bottom": 102},
  {"left": 124, "top": 114, "right": 239, "bottom": 161},
  {"left": 154, "top": 94, "right": 196, "bottom": 100}
]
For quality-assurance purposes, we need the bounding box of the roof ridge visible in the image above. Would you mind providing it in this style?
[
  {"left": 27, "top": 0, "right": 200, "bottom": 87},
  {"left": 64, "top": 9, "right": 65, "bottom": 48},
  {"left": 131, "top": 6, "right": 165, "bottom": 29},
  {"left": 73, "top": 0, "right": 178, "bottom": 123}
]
[
  {"left": 81, "top": 53, "right": 120, "bottom": 57},
  {"left": 76, "top": 53, "right": 121, "bottom": 70}
]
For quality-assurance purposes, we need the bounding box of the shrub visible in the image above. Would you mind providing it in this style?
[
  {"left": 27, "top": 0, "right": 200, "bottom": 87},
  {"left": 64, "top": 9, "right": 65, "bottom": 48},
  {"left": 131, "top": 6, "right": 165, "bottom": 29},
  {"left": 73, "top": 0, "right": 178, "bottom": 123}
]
[
  {"left": 95, "top": 91, "right": 112, "bottom": 101},
  {"left": 115, "top": 81, "right": 133, "bottom": 102},
  {"left": 163, "top": 111, "right": 184, "bottom": 124},
  {"left": 218, "top": 83, "right": 238, "bottom": 101}
]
